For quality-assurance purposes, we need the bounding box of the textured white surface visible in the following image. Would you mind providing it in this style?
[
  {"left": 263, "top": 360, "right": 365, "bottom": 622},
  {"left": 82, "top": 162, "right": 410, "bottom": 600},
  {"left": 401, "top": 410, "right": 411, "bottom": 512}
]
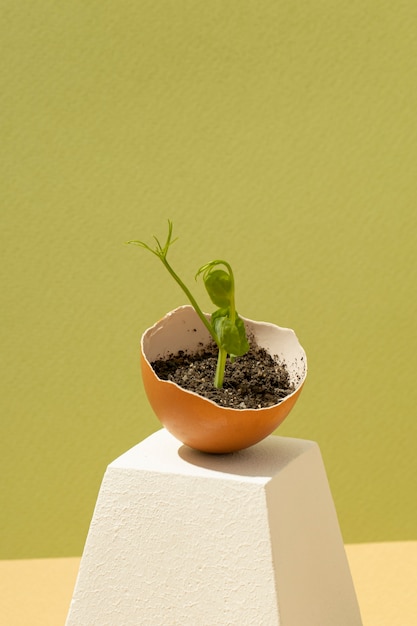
[{"left": 66, "top": 429, "right": 362, "bottom": 625}]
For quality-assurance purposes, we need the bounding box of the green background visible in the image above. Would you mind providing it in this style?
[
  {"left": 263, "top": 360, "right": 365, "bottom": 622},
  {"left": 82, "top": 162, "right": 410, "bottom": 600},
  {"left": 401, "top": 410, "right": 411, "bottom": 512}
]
[{"left": 2, "top": 1, "right": 416, "bottom": 559}]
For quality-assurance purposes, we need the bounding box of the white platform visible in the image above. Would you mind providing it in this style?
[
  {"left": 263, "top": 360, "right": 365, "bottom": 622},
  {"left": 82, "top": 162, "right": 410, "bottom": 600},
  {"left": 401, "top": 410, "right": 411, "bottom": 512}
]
[{"left": 66, "top": 429, "right": 362, "bottom": 625}]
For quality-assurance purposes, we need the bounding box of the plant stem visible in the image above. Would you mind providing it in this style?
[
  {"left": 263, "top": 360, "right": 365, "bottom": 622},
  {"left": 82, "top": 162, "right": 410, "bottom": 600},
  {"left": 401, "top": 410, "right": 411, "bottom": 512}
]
[
  {"left": 160, "top": 257, "right": 219, "bottom": 345},
  {"left": 214, "top": 347, "right": 227, "bottom": 389},
  {"left": 163, "top": 256, "right": 228, "bottom": 389},
  {"left": 225, "top": 261, "right": 236, "bottom": 325},
  {"left": 128, "top": 224, "right": 244, "bottom": 390}
]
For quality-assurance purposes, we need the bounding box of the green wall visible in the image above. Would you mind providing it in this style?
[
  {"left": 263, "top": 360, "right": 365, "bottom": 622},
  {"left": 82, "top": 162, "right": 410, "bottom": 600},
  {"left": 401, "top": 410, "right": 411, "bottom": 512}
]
[{"left": 2, "top": 1, "right": 417, "bottom": 558}]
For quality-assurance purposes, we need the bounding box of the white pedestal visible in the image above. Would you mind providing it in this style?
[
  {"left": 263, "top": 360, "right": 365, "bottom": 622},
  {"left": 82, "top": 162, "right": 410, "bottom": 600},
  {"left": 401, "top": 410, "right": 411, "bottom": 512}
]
[{"left": 66, "top": 429, "right": 362, "bottom": 626}]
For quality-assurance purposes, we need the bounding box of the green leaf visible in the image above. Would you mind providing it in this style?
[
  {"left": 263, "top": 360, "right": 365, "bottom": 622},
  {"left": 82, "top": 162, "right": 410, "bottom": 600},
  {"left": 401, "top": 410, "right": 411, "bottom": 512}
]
[
  {"left": 203, "top": 269, "right": 233, "bottom": 308},
  {"left": 211, "top": 309, "right": 249, "bottom": 357}
]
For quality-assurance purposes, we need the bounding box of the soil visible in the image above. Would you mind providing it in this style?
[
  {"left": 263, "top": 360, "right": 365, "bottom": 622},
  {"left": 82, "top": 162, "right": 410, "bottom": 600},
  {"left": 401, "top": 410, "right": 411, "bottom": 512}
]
[{"left": 151, "top": 341, "right": 295, "bottom": 409}]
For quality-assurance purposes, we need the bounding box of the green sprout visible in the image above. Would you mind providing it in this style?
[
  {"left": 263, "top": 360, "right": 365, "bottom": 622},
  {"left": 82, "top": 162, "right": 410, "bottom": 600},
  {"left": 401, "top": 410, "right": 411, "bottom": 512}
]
[{"left": 127, "top": 220, "right": 249, "bottom": 388}]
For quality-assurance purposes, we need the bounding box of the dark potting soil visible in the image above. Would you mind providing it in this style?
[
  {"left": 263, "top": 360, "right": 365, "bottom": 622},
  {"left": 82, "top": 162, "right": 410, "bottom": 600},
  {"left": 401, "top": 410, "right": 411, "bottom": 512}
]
[{"left": 151, "top": 342, "right": 295, "bottom": 410}]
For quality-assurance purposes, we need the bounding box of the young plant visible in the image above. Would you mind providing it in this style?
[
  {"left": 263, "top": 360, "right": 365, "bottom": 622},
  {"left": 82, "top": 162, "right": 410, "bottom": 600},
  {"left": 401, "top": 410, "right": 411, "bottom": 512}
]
[{"left": 127, "top": 221, "right": 249, "bottom": 388}]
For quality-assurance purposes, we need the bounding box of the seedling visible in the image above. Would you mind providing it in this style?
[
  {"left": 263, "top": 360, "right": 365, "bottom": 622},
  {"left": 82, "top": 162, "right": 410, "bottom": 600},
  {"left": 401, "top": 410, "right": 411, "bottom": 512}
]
[{"left": 127, "top": 220, "right": 249, "bottom": 388}]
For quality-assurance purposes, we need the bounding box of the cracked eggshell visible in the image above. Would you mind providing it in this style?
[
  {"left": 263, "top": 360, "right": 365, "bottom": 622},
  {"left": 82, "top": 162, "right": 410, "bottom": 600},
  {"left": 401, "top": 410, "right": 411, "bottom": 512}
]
[{"left": 141, "top": 305, "right": 307, "bottom": 454}]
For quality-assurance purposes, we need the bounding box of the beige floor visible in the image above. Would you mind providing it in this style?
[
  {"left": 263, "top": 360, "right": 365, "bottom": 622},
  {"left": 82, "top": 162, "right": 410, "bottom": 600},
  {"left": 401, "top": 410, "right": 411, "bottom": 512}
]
[{"left": 1, "top": 542, "right": 416, "bottom": 625}]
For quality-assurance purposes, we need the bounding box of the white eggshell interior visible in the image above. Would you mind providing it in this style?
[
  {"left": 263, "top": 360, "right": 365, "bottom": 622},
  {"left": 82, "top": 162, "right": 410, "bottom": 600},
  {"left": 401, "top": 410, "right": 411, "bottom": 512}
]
[{"left": 142, "top": 305, "right": 307, "bottom": 388}]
